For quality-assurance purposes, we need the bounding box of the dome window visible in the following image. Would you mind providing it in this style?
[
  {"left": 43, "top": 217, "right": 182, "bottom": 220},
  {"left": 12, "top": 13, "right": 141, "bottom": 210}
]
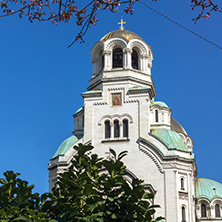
[
  {"left": 114, "top": 120, "right": 120, "bottom": 138},
  {"left": 113, "top": 48, "right": 123, "bottom": 68},
  {"left": 105, "top": 120, "right": 111, "bottom": 138},
  {"left": 132, "top": 49, "right": 138, "bottom": 70},
  {"left": 215, "top": 204, "right": 220, "bottom": 217},
  {"left": 201, "top": 204, "right": 207, "bottom": 218}
]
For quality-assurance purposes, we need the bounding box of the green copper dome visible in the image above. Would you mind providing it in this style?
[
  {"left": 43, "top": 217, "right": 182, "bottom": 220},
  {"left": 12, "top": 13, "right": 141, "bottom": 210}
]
[
  {"left": 195, "top": 178, "right": 222, "bottom": 201},
  {"left": 74, "top": 107, "right": 84, "bottom": 115},
  {"left": 52, "top": 134, "right": 83, "bottom": 159},
  {"left": 151, "top": 128, "right": 189, "bottom": 152},
  {"left": 151, "top": 101, "right": 169, "bottom": 108}
]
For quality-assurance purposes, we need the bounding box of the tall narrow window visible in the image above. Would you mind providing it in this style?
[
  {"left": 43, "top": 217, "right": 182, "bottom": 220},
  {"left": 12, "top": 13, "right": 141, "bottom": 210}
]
[
  {"left": 102, "top": 55, "right": 104, "bottom": 71},
  {"left": 181, "top": 178, "right": 185, "bottom": 190},
  {"left": 105, "top": 120, "right": 111, "bottom": 138},
  {"left": 132, "top": 49, "right": 138, "bottom": 70},
  {"left": 215, "top": 204, "right": 220, "bottom": 217},
  {"left": 113, "top": 48, "right": 123, "bottom": 68},
  {"left": 182, "top": 206, "right": 186, "bottom": 222},
  {"left": 201, "top": 204, "right": 207, "bottom": 217},
  {"left": 114, "top": 120, "right": 120, "bottom": 138},
  {"left": 155, "top": 110, "right": 159, "bottom": 122},
  {"left": 123, "top": 119, "right": 129, "bottom": 138}
]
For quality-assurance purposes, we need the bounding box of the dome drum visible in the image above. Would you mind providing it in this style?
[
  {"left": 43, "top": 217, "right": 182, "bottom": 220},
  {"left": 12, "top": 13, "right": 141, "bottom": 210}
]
[{"left": 90, "top": 30, "right": 153, "bottom": 79}]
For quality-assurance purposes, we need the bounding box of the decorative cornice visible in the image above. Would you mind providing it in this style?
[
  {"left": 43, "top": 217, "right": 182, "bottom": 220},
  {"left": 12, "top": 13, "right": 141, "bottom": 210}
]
[
  {"left": 81, "top": 92, "right": 102, "bottom": 98},
  {"left": 93, "top": 102, "right": 107, "bottom": 106},
  {"left": 108, "top": 87, "right": 124, "bottom": 91},
  {"left": 87, "top": 76, "right": 156, "bottom": 98},
  {"left": 139, "top": 144, "right": 164, "bottom": 173},
  {"left": 124, "top": 99, "right": 139, "bottom": 103},
  {"left": 128, "top": 88, "right": 151, "bottom": 95}
]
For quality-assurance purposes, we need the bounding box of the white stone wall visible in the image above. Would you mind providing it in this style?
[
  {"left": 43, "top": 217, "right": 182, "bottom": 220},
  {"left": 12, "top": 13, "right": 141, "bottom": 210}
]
[{"left": 48, "top": 33, "right": 198, "bottom": 222}]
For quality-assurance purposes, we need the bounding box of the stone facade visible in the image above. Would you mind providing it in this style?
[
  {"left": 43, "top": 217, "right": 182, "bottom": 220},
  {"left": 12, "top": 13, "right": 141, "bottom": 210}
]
[{"left": 48, "top": 29, "right": 222, "bottom": 222}]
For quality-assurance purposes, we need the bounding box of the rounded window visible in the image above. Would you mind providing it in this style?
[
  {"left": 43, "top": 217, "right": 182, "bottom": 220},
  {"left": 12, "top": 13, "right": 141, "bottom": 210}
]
[
  {"left": 105, "top": 120, "right": 111, "bottom": 138},
  {"left": 132, "top": 49, "right": 139, "bottom": 70},
  {"left": 113, "top": 48, "right": 123, "bottom": 68}
]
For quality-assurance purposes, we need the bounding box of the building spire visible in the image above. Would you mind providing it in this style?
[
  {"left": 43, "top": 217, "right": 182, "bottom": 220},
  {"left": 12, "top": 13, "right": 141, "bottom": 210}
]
[{"left": 118, "top": 18, "right": 126, "bottom": 30}]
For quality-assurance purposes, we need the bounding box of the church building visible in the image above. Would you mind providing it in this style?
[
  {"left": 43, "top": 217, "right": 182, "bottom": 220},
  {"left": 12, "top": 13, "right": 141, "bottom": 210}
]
[{"left": 48, "top": 21, "right": 222, "bottom": 222}]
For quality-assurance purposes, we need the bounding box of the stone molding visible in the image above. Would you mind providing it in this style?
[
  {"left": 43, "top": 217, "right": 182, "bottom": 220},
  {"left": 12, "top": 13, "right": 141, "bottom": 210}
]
[{"left": 98, "top": 113, "right": 134, "bottom": 125}]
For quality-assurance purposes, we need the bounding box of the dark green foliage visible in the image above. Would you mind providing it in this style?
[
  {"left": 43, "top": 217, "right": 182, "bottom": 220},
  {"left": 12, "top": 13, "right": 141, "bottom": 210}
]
[
  {"left": 44, "top": 144, "right": 163, "bottom": 222},
  {"left": 0, "top": 171, "right": 53, "bottom": 222},
  {"left": 0, "top": 145, "right": 163, "bottom": 222}
]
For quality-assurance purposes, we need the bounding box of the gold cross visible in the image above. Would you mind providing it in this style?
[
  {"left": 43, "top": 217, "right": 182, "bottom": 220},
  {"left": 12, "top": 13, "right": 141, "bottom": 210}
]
[{"left": 118, "top": 18, "right": 126, "bottom": 30}]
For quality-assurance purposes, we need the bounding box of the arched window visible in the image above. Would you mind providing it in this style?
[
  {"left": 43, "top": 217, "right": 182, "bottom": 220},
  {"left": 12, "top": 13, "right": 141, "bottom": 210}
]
[
  {"left": 182, "top": 206, "right": 186, "bottom": 222},
  {"left": 105, "top": 120, "right": 111, "bottom": 138},
  {"left": 201, "top": 204, "right": 207, "bottom": 217},
  {"left": 215, "top": 204, "right": 220, "bottom": 217},
  {"left": 114, "top": 120, "right": 120, "bottom": 138},
  {"left": 181, "top": 178, "right": 185, "bottom": 190},
  {"left": 132, "top": 49, "right": 138, "bottom": 70},
  {"left": 113, "top": 48, "right": 123, "bottom": 68},
  {"left": 123, "top": 119, "right": 129, "bottom": 138},
  {"left": 102, "top": 55, "right": 104, "bottom": 71},
  {"left": 155, "top": 110, "right": 158, "bottom": 122}
]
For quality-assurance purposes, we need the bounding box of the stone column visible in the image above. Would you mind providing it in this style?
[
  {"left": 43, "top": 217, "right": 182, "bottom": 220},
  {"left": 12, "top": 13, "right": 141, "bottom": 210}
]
[
  {"left": 103, "top": 50, "right": 111, "bottom": 71},
  {"left": 123, "top": 48, "right": 132, "bottom": 69},
  {"left": 141, "top": 54, "right": 149, "bottom": 73},
  {"left": 119, "top": 121, "right": 123, "bottom": 138}
]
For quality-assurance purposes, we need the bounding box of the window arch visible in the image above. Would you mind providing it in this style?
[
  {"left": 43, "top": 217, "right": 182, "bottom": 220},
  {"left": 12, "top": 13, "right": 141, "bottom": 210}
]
[
  {"left": 132, "top": 49, "right": 138, "bottom": 70},
  {"left": 105, "top": 120, "right": 111, "bottom": 138},
  {"left": 114, "top": 120, "right": 120, "bottom": 138},
  {"left": 182, "top": 206, "right": 186, "bottom": 222},
  {"left": 155, "top": 110, "right": 159, "bottom": 122},
  {"left": 215, "top": 204, "right": 220, "bottom": 217},
  {"left": 181, "top": 178, "right": 185, "bottom": 190},
  {"left": 113, "top": 48, "right": 123, "bottom": 68},
  {"left": 201, "top": 204, "right": 207, "bottom": 217},
  {"left": 123, "top": 119, "right": 129, "bottom": 138}
]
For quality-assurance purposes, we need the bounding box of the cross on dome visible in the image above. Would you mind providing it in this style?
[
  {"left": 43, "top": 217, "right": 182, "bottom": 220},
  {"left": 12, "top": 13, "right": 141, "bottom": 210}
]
[{"left": 118, "top": 18, "right": 126, "bottom": 30}]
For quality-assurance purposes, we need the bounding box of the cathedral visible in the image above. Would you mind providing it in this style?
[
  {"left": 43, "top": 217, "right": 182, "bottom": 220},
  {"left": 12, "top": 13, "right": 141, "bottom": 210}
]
[{"left": 48, "top": 21, "right": 222, "bottom": 222}]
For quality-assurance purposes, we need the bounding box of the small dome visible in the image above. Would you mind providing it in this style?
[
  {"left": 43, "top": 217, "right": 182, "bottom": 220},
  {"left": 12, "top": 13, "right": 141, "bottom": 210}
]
[
  {"left": 101, "top": 29, "right": 143, "bottom": 42},
  {"left": 151, "top": 128, "right": 189, "bottom": 152},
  {"left": 171, "top": 117, "right": 187, "bottom": 136},
  {"left": 52, "top": 134, "right": 83, "bottom": 159},
  {"left": 100, "top": 29, "right": 152, "bottom": 53},
  {"left": 151, "top": 101, "right": 169, "bottom": 108},
  {"left": 195, "top": 178, "right": 222, "bottom": 201}
]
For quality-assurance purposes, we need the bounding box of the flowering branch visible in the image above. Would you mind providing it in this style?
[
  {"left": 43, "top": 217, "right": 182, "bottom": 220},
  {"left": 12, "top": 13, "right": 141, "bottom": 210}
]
[{"left": 0, "top": 0, "right": 221, "bottom": 46}]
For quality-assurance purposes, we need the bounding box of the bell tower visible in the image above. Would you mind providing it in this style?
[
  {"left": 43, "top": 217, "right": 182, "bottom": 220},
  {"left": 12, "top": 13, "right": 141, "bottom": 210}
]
[{"left": 89, "top": 20, "right": 155, "bottom": 97}]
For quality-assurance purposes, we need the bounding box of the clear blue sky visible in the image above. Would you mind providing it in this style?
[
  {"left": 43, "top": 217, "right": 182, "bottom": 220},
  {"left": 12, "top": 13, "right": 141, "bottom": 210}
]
[{"left": 0, "top": 0, "right": 222, "bottom": 195}]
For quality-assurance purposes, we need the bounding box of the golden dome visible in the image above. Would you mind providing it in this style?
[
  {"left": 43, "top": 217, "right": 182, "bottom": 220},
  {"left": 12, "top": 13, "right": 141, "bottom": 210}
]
[
  {"left": 101, "top": 30, "right": 143, "bottom": 42},
  {"left": 171, "top": 117, "right": 187, "bottom": 135},
  {"left": 100, "top": 29, "right": 152, "bottom": 53}
]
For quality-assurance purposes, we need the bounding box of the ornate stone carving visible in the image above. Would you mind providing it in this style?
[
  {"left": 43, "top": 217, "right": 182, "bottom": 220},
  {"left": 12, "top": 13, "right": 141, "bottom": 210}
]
[{"left": 179, "top": 191, "right": 188, "bottom": 200}]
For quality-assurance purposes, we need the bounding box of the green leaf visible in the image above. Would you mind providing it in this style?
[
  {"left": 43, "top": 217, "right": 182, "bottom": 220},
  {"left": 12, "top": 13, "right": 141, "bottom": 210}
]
[{"left": 109, "top": 148, "right": 116, "bottom": 158}]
